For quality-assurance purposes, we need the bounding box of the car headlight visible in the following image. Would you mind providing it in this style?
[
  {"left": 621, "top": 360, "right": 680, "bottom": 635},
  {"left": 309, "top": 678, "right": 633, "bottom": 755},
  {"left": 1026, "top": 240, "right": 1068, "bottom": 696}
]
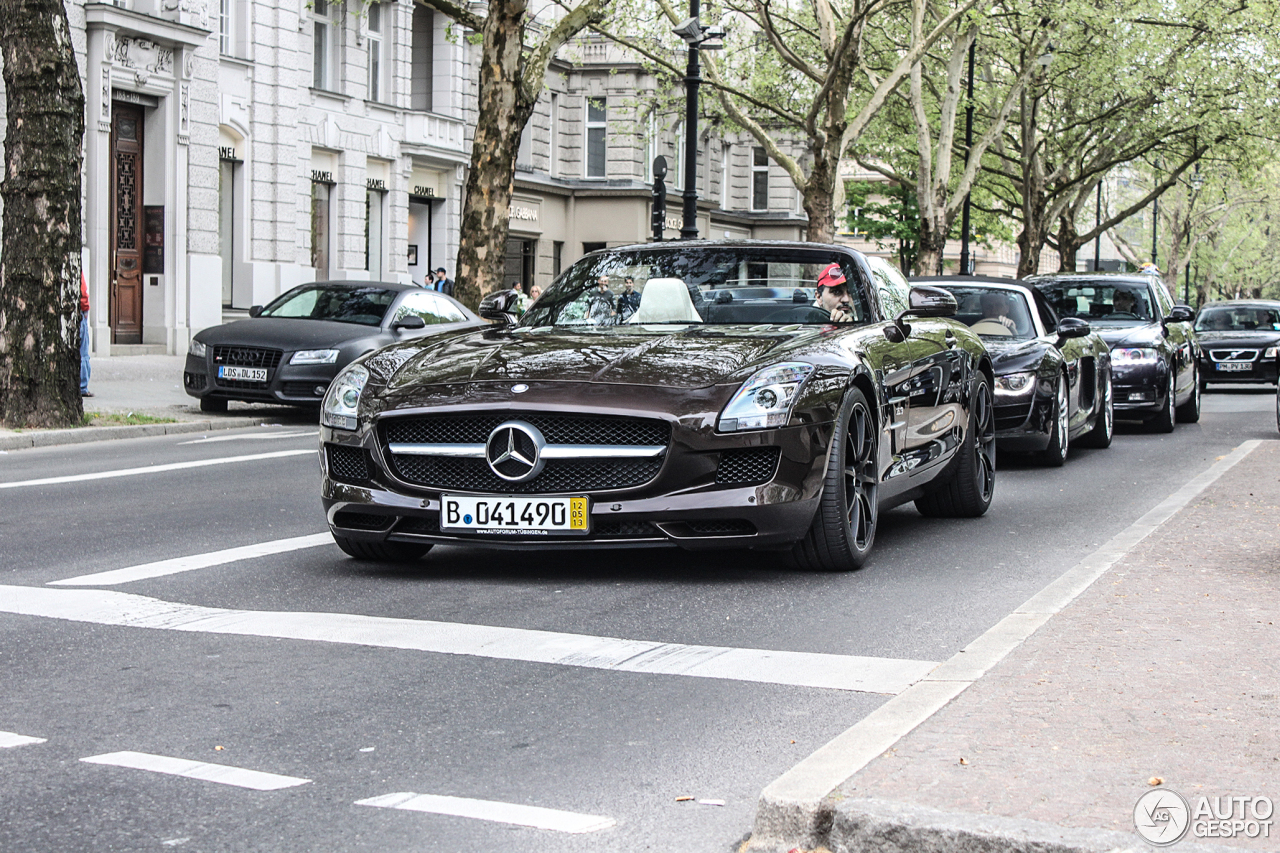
[
  {"left": 321, "top": 364, "right": 369, "bottom": 431},
  {"left": 718, "top": 362, "right": 814, "bottom": 431},
  {"left": 291, "top": 349, "right": 340, "bottom": 365},
  {"left": 994, "top": 371, "right": 1036, "bottom": 394},
  {"left": 1112, "top": 347, "right": 1158, "bottom": 363},
  {"left": 1265, "top": 346, "right": 1278, "bottom": 359},
  {"left": 189, "top": 339, "right": 207, "bottom": 358}
]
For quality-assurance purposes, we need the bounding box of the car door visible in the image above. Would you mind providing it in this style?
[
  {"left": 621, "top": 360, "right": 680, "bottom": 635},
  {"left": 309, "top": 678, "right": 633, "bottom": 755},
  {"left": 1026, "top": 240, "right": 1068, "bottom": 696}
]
[
  {"left": 1150, "top": 280, "right": 1194, "bottom": 399},
  {"left": 1032, "top": 288, "right": 1091, "bottom": 430}
]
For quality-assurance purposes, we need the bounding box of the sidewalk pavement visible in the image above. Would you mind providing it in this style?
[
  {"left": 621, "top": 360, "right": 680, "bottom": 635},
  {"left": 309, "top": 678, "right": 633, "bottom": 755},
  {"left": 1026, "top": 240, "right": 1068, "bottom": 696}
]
[
  {"left": 0, "top": 354, "right": 315, "bottom": 451},
  {"left": 746, "top": 439, "right": 1280, "bottom": 853}
]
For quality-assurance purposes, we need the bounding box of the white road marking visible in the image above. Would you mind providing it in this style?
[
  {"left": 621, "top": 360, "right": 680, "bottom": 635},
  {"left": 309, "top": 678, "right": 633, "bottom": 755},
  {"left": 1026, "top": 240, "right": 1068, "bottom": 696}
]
[
  {"left": 0, "top": 449, "right": 315, "bottom": 490},
  {"left": 50, "top": 533, "right": 333, "bottom": 587},
  {"left": 0, "top": 731, "right": 46, "bottom": 749},
  {"left": 355, "top": 792, "right": 616, "bottom": 834},
  {"left": 750, "top": 439, "right": 1265, "bottom": 847},
  {"left": 81, "top": 751, "right": 310, "bottom": 791},
  {"left": 177, "top": 431, "right": 317, "bottom": 445},
  {"left": 0, "top": 585, "right": 938, "bottom": 694}
]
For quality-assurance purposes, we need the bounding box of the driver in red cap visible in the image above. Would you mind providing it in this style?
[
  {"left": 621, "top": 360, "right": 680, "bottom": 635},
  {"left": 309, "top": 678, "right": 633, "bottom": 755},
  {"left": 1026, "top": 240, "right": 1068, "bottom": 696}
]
[{"left": 815, "top": 263, "right": 856, "bottom": 323}]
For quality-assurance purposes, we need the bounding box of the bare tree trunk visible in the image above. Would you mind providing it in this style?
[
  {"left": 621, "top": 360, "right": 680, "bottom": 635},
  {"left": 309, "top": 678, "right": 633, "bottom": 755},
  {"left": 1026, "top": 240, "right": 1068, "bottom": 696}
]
[
  {"left": 1056, "top": 214, "right": 1079, "bottom": 272},
  {"left": 1015, "top": 213, "right": 1047, "bottom": 279},
  {"left": 802, "top": 152, "right": 838, "bottom": 244},
  {"left": 913, "top": 218, "right": 948, "bottom": 276},
  {"left": 0, "top": 0, "right": 84, "bottom": 428}
]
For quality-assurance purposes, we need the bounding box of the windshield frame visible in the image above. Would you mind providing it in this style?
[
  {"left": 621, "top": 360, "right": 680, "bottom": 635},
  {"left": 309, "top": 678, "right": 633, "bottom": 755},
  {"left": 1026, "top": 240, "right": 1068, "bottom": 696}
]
[
  {"left": 1194, "top": 303, "right": 1280, "bottom": 333},
  {"left": 258, "top": 284, "right": 399, "bottom": 327},
  {"left": 1032, "top": 277, "right": 1156, "bottom": 327}
]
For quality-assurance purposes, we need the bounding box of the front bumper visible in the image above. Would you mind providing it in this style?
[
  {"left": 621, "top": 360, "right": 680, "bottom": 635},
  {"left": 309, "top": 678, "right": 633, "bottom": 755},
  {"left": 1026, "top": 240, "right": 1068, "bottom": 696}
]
[
  {"left": 1112, "top": 359, "right": 1169, "bottom": 413},
  {"left": 992, "top": 377, "right": 1053, "bottom": 452},
  {"left": 319, "top": 404, "right": 833, "bottom": 551},
  {"left": 1198, "top": 354, "right": 1279, "bottom": 385},
  {"left": 184, "top": 352, "right": 339, "bottom": 406}
]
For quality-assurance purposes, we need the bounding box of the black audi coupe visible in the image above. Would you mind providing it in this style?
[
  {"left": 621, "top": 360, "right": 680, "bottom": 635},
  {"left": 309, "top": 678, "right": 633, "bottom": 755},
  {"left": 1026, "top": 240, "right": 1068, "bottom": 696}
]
[
  {"left": 318, "top": 241, "right": 998, "bottom": 572},
  {"left": 1029, "top": 272, "right": 1200, "bottom": 432},
  {"left": 914, "top": 276, "right": 1113, "bottom": 466},
  {"left": 1193, "top": 300, "right": 1280, "bottom": 388}
]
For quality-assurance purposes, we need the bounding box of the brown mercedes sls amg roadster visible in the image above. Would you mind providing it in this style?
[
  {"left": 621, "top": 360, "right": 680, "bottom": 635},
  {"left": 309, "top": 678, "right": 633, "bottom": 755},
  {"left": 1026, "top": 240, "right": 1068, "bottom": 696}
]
[{"left": 319, "top": 241, "right": 996, "bottom": 571}]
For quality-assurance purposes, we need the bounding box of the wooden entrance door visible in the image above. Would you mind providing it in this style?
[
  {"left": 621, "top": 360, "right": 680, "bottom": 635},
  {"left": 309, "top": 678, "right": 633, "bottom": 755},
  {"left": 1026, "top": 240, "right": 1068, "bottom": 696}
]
[{"left": 110, "top": 105, "right": 144, "bottom": 344}]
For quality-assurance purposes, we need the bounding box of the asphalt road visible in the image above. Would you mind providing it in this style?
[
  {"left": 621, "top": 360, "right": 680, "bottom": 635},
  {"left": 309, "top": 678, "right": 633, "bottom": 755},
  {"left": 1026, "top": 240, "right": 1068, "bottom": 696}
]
[{"left": 1, "top": 387, "right": 1275, "bottom": 853}]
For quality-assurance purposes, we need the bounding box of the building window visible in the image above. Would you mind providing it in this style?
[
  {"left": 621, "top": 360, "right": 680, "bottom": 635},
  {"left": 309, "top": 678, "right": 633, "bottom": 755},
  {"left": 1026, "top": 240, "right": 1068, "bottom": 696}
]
[
  {"left": 752, "top": 146, "right": 769, "bottom": 211},
  {"left": 365, "top": 189, "right": 386, "bottom": 280},
  {"left": 311, "top": 180, "right": 332, "bottom": 280},
  {"left": 366, "top": 2, "right": 386, "bottom": 102},
  {"left": 671, "top": 121, "right": 684, "bottom": 190},
  {"left": 719, "top": 144, "right": 730, "bottom": 208},
  {"left": 411, "top": 5, "right": 433, "bottom": 111},
  {"left": 549, "top": 94, "right": 560, "bottom": 177},
  {"left": 585, "top": 98, "right": 607, "bottom": 178},
  {"left": 516, "top": 120, "right": 533, "bottom": 172},
  {"left": 218, "top": 0, "right": 232, "bottom": 54},
  {"left": 553, "top": 241, "right": 564, "bottom": 278},
  {"left": 583, "top": 241, "right": 606, "bottom": 255},
  {"left": 312, "top": 0, "right": 340, "bottom": 92}
]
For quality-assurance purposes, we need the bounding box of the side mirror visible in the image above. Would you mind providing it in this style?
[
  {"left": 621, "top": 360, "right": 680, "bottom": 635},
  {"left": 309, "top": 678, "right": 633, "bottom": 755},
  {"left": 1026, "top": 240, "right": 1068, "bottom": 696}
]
[
  {"left": 479, "top": 289, "right": 522, "bottom": 325},
  {"left": 392, "top": 314, "right": 427, "bottom": 331},
  {"left": 1056, "top": 316, "right": 1091, "bottom": 341},
  {"left": 884, "top": 285, "right": 958, "bottom": 343},
  {"left": 1165, "top": 305, "right": 1194, "bottom": 324},
  {"left": 248, "top": 305, "right": 263, "bottom": 318}
]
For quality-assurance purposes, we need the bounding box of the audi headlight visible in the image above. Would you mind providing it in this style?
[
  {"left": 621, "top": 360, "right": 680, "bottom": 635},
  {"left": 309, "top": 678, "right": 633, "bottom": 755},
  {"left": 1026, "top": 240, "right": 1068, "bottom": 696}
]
[
  {"left": 718, "top": 363, "right": 813, "bottom": 431},
  {"left": 291, "top": 348, "right": 340, "bottom": 365},
  {"left": 1112, "top": 347, "right": 1158, "bottom": 363},
  {"left": 188, "top": 338, "right": 207, "bottom": 358},
  {"left": 321, "top": 364, "right": 369, "bottom": 430},
  {"left": 994, "top": 371, "right": 1036, "bottom": 395},
  {"left": 1265, "top": 346, "right": 1278, "bottom": 359}
]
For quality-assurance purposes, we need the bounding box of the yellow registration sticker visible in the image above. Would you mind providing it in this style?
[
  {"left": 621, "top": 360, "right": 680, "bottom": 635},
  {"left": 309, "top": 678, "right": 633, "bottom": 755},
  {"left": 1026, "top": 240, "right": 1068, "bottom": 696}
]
[{"left": 569, "top": 497, "right": 589, "bottom": 530}]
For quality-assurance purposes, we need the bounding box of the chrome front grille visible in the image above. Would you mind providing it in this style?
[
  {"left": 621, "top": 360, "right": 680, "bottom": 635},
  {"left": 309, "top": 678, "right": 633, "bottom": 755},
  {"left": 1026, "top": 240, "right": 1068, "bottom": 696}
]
[
  {"left": 383, "top": 414, "right": 669, "bottom": 447},
  {"left": 390, "top": 455, "right": 663, "bottom": 494},
  {"left": 212, "top": 346, "right": 282, "bottom": 389},
  {"left": 1209, "top": 349, "right": 1259, "bottom": 362}
]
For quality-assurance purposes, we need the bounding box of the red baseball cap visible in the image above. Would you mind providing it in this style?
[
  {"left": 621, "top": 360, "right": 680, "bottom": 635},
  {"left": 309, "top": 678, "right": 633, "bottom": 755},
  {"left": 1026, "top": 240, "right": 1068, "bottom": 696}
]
[{"left": 816, "top": 263, "right": 846, "bottom": 290}]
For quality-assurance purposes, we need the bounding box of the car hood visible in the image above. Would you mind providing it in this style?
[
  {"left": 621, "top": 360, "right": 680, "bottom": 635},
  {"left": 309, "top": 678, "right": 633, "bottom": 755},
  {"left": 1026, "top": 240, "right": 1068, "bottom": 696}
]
[
  {"left": 983, "top": 338, "right": 1050, "bottom": 374},
  {"left": 1194, "top": 330, "right": 1280, "bottom": 347},
  {"left": 196, "top": 317, "right": 382, "bottom": 350},
  {"left": 380, "top": 325, "right": 826, "bottom": 391},
  {"left": 1094, "top": 323, "right": 1164, "bottom": 348}
]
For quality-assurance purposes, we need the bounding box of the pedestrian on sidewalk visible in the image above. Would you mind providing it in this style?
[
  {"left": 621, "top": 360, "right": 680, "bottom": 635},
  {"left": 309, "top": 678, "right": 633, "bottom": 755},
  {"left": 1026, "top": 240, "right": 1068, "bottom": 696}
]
[
  {"left": 435, "top": 267, "right": 454, "bottom": 297},
  {"left": 79, "top": 271, "right": 93, "bottom": 398}
]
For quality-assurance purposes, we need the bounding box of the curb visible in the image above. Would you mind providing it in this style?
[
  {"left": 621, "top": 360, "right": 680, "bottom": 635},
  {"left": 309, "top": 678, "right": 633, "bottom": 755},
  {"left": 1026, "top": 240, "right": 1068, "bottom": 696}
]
[
  {"left": 743, "top": 439, "right": 1264, "bottom": 853},
  {"left": 813, "top": 798, "right": 1247, "bottom": 853},
  {"left": 0, "top": 416, "right": 292, "bottom": 451}
]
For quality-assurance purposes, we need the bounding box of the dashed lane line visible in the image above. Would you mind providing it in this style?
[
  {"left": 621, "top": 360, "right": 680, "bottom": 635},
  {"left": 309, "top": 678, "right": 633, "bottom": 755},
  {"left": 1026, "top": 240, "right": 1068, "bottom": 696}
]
[
  {"left": 0, "top": 449, "right": 315, "bottom": 489},
  {"left": 0, "top": 731, "right": 46, "bottom": 749},
  {"left": 81, "top": 751, "right": 311, "bottom": 791},
  {"left": 0, "top": 585, "right": 939, "bottom": 694},
  {"left": 356, "top": 792, "right": 616, "bottom": 834},
  {"left": 50, "top": 533, "right": 334, "bottom": 586}
]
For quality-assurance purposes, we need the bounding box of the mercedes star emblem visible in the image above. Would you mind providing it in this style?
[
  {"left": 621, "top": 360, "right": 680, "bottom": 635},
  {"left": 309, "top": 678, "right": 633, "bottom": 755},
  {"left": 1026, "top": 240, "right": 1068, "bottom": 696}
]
[{"left": 486, "top": 421, "right": 547, "bottom": 482}]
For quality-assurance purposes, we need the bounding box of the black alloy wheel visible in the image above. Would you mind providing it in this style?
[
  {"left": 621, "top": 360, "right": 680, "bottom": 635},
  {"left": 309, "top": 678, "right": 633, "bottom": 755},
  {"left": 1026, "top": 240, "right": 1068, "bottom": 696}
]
[
  {"left": 1079, "top": 367, "right": 1114, "bottom": 449},
  {"left": 916, "top": 372, "right": 995, "bottom": 518},
  {"left": 791, "top": 387, "right": 879, "bottom": 572},
  {"left": 332, "top": 534, "right": 431, "bottom": 562},
  {"left": 1150, "top": 368, "right": 1177, "bottom": 433},
  {"left": 1038, "top": 374, "right": 1070, "bottom": 467},
  {"left": 1176, "top": 364, "right": 1202, "bottom": 423}
]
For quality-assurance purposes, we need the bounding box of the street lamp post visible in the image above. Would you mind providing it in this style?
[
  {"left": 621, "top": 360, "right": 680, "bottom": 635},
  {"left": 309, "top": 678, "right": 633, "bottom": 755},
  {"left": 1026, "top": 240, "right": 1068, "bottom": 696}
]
[
  {"left": 1093, "top": 179, "right": 1102, "bottom": 272},
  {"left": 957, "top": 35, "right": 976, "bottom": 276},
  {"left": 673, "top": 4, "right": 722, "bottom": 241}
]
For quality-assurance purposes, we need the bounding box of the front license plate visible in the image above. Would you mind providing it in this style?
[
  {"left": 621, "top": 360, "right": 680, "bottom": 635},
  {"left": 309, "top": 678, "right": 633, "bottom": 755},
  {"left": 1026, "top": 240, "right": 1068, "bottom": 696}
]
[
  {"left": 218, "top": 365, "right": 268, "bottom": 381},
  {"left": 1216, "top": 362, "right": 1252, "bottom": 372},
  {"left": 441, "top": 495, "right": 590, "bottom": 535}
]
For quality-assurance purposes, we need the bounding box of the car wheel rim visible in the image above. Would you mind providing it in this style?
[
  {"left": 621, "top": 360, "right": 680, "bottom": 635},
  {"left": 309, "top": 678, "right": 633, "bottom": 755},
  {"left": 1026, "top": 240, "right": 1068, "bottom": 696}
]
[
  {"left": 1103, "top": 374, "right": 1114, "bottom": 439},
  {"left": 974, "top": 381, "right": 996, "bottom": 502},
  {"left": 1056, "top": 377, "right": 1069, "bottom": 458},
  {"left": 843, "top": 401, "right": 878, "bottom": 552}
]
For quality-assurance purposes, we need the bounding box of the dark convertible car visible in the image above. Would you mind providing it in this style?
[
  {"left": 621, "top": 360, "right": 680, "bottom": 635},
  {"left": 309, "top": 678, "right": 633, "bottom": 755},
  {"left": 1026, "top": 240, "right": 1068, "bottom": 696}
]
[
  {"left": 318, "top": 241, "right": 997, "bottom": 572},
  {"left": 1193, "top": 300, "right": 1280, "bottom": 388},
  {"left": 184, "top": 281, "right": 482, "bottom": 411},
  {"left": 914, "top": 276, "right": 1113, "bottom": 465},
  {"left": 1029, "top": 272, "right": 1199, "bottom": 432}
]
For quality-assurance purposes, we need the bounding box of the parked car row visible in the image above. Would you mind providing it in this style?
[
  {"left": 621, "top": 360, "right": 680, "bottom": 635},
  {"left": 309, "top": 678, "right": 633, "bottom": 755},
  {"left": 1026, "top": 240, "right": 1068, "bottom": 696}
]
[{"left": 183, "top": 242, "right": 1265, "bottom": 572}]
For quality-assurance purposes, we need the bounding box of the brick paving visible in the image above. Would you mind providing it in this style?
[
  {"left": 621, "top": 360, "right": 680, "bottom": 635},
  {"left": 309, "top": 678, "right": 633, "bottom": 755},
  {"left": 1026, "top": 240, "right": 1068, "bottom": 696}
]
[{"left": 835, "top": 441, "right": 1280, "bottom": 850}]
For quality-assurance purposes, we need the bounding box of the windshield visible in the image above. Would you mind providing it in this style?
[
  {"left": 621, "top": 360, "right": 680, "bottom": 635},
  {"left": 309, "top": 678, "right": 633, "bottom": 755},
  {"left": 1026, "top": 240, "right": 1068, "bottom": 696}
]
[
  {"left": 520, "top": 247, "right": 872, "bottom": 328},
  {"left": 1035, "top": 279, "right": 1153, "bottom": 326},
  {"left": 933, "top": 285, "right": 1037, "bottom": 340},
  {"left": 259, "top": 285, "right": 397, "bottom": 326},
  {"left": 1195, "top": 305, "right": 1280, "bottom": 332}
]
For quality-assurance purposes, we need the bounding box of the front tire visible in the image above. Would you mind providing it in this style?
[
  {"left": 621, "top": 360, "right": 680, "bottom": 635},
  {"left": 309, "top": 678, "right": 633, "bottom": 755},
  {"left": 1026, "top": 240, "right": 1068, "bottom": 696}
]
[
  {"left": 916, "top": 372, "right": 995, "bottom": 518},
  {"left": 790, "top": 387, "right": 879, "bottom": 572},
  {"left": 332, "top": 534, "right": 431, "bottom": 562},
  {"left": 1149, "top": 369, "right": 1176, "bottom": 433},
  {"left": 1037, "top": 374, "right": 1070, "bottom": 466}
]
